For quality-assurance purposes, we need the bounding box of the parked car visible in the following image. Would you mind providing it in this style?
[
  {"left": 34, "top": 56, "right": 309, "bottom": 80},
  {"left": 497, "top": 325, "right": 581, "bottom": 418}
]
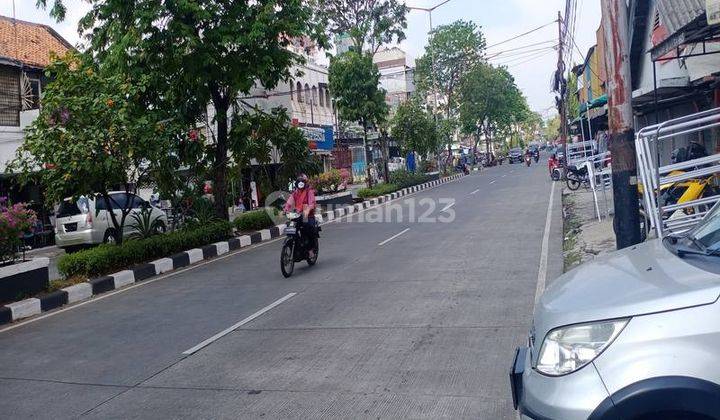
[
  {"left": 508, "top": 148, "right": 523, "bottom": 164},
  {"left": 511, "top": 202, "right": 720, "bottom": 419},
  {"left": 55, "top": 192, "right": 168, "bottom": 249}
]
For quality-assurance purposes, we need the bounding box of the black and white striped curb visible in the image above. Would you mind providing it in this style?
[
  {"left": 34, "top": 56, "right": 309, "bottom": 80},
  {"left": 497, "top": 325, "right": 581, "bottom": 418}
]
[{"left": 0, "top": 173, "right": 464, "bottom": 326}]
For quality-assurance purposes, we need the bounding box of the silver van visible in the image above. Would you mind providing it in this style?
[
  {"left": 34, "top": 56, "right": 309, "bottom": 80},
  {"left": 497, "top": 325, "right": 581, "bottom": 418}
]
[
  {"left": 55, "top": 192, "right": 168, "bottom": 250},
  {"left": 511, "top": 203, "right": 720, "bottom": 419}
]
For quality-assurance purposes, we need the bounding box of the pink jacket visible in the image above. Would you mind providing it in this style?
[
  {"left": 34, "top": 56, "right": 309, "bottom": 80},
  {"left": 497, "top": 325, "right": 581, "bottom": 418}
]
[{"left": 283, "top": 188, "right": 316, "bottom": 216}]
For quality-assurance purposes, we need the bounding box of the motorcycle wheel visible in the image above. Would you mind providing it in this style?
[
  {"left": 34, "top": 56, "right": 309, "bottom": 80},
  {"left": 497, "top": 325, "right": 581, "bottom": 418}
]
[
  {"left": 281, "top": 241, "right": 295, "bottom": 278},
  {"left": 551, "top": 168, "right": 561, "bottom": 181},
  {"left": 566, "top": 173, "right": 581, "bottom": 191},
  {"left": 307, "top": 242, "right": 319, "bottom": 266}
]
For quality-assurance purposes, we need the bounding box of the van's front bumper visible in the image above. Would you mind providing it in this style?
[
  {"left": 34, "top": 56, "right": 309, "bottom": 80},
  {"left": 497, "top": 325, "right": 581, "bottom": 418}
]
[{"left": 510, "top": 347, "right": 611, "bottom": 420}]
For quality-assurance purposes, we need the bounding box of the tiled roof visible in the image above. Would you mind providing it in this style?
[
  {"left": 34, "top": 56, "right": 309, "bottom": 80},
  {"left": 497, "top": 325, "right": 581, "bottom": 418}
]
[{"left": 0, "top": 15, "right": 73, "bottom": 69}]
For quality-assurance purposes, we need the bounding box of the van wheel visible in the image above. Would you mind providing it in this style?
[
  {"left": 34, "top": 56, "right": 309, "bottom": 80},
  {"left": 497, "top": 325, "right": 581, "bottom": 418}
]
[
  {"left": 103, "top": 230, "right": 118, "bottom": 245},
  {"left": 155, "top": 221, "right": 167, "bottom": 234}
]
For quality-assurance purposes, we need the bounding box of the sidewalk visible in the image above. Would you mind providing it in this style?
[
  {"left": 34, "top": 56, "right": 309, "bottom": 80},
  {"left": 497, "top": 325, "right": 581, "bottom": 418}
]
[{"left": 562, "top": 187, "right": 616, "bottom": 272}]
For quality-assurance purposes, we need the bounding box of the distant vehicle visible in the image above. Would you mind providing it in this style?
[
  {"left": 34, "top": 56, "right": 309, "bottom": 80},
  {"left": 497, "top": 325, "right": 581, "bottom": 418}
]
[
  {"left": 511, "top": 201, "right": 720, "bottom": 419},
  {"left": 55, "top": 192, "right": 168, "bottom": 249},
  {"left": 508, "top": 148, "right": 524, "bottom": 164}
]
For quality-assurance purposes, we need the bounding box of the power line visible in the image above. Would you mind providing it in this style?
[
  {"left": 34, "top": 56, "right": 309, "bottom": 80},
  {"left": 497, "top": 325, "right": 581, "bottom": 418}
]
[
  {"left": 485, "top": 39, "right": 557, "bottom": 59},
  {"left": 492, "top": 47, "right": 557, "bottom": 66},
  {"left": 488, "top": 45, "right": 558, "bottom": 61},
  {"left": 485, "top": 20, "right": 557, "bottom": 50}
]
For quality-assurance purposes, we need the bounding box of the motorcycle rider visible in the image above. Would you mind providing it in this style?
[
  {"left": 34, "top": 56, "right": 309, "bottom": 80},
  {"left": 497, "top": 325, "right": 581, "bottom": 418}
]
[{"left": 283, "top": 174, "right": 318, "bottom": 257}]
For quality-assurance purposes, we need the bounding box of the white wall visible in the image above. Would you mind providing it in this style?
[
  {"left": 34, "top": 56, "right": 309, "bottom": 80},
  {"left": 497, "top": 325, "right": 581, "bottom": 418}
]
[{"left": 0, "top": 109, "right": 39, "bottom": 172}]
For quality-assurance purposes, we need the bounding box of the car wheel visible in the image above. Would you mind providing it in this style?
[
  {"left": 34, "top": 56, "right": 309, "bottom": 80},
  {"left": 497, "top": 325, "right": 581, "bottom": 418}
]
[{"left": 155, "top": 221, "right": 167, "bottom": 234}]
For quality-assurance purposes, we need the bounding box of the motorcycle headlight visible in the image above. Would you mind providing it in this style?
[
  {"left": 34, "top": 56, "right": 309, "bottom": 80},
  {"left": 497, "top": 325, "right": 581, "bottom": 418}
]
[
  {"left": 288, "top": 221, "right": 296, "bottom": 227},
  {"left": 536, "top": 318, "right": 629, "bottom": 376}
]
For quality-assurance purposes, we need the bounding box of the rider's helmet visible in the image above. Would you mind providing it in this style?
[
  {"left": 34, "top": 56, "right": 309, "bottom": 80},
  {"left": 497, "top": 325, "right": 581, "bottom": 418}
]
[{"left": 295, "top": 174, "right": 309, "bottom": 190}]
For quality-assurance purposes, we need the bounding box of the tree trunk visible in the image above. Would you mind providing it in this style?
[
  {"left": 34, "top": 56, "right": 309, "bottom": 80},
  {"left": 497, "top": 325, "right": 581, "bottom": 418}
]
[
  {"left": 212, "top": 93, "right": 230, "bottom": 221},
  {"left": 363, "top": 122, "right": 373, "bottom": 188}
]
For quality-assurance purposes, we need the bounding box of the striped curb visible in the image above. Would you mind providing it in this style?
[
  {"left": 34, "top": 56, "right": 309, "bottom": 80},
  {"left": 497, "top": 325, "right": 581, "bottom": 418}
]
[{"left": 0, "top": 173, "right": 465, "bottom": 326}]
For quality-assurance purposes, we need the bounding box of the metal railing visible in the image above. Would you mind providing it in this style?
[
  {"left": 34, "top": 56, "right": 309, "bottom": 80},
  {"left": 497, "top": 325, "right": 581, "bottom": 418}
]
[{"left": 635, "top": 107, "right": 720, "bottom": 239}]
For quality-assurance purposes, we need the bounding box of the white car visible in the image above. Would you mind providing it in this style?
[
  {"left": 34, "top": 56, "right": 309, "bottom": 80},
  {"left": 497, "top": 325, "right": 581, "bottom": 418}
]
[{"left": 55, "top": 192, "right": 168, "bottom": 249}]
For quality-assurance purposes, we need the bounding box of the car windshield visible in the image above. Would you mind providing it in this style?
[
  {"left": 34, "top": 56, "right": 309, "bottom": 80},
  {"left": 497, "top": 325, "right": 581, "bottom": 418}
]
[{"left": 688, "top": 203, "right": 720, "bottom": 252}]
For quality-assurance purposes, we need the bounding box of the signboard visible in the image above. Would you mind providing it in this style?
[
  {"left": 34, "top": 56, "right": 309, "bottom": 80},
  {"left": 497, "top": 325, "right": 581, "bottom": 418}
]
[
  {"left": 708, "top": 0, "right": 720, "bottom": 25},
  {"left": 300, "top": 126, "right": 334, "bottom": 151}
]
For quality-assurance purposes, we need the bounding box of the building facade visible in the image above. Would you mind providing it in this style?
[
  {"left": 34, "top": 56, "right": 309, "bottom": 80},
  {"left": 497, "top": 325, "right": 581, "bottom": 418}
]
[
  {"left": 0, "top": 16, "right": 72, "bottom": 202},
  {"left": 373, "top": 47, "right": 416, "bottom": 112}
]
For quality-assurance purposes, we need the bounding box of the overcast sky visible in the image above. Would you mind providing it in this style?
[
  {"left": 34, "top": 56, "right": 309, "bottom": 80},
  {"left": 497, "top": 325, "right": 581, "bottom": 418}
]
[{"left": 1, "top": 0, "right": 601, "bottom": 118}]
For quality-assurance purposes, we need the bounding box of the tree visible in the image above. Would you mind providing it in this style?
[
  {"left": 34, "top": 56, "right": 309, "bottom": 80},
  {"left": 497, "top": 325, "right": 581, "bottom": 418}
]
[
  {"left": 74, "top": 0, "right": 326, "bottom": 220},
  {"left": 415, "top": 20, "right": 486, "bottom": 154},
  {"left": 328, "top": 51, "right": 388, "bottom": 186},
  {"left": 318, "top": 0, "right": 408, "bottom": 54},
  {"left": 544, "top": 115, "right": 562, "bottom": 142},
  {"left": 391, "top": 98, "right": 437, "bottom": 158},
  {"left": 567, "top": 71, "right": 580, "bottom": 121},
  {"left": 458, "top": 63, "right": 527, "bottom": 155},
  {"left": 35, "top": 0, "right": 66, "bottom": 21},
  {"left": 9, "top": 53, "right": 186, "bottom": 245}
]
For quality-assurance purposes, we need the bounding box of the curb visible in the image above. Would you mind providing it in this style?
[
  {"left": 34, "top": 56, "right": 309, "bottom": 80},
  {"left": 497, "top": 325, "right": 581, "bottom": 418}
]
[{"left": 0, "top": 173, "right": 465, "bottom": 326}]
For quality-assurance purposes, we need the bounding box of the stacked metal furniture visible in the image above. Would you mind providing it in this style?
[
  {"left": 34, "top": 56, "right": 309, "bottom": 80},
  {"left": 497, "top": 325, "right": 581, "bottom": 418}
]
[{"left": 635, "top": 107, "right": 720, "bottom": 239}]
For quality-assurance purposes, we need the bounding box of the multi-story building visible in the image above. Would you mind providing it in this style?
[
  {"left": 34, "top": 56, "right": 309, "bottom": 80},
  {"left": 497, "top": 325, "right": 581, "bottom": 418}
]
[
  {"left": 373, "top": 47, "right": 416, "bottom": 112},
  {"left": 0, "top": 16, "right": 72, "bottom": 202}
]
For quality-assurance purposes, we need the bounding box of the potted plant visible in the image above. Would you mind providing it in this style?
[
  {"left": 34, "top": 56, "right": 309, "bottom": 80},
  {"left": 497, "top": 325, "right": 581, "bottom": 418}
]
[{"left": 0, "top": 198, "right": 49, "bottom": 303}]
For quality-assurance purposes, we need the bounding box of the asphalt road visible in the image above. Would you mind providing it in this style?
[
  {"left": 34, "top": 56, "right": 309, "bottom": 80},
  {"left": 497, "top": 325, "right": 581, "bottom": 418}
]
[{"left": 0, "top": 157, "right": 563, "bottom": 419}]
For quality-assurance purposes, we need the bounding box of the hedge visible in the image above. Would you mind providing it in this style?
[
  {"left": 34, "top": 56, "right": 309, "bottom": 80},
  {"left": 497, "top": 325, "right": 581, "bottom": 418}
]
[
  {"left": 357, "top": 183, "right": 399, "bottom": 199},
  {"left": 389, "top": 170, "right": 431, "bottom": 189},
  {"left": 58, "top": 221, "right": 233, "bottom": 279},
  {"left": 233, "top": 209, "right": 277, "bottom": 232}
]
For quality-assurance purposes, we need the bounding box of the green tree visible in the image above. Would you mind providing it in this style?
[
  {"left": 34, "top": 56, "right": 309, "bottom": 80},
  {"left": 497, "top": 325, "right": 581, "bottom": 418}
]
[
  {"left": 544, "top": 115, "right": 562, "bottom": 141},
  {"left": 415, "top": 20, "right": 486, "bottom": 154},
  {"left": 9, "top": 53, "right": 186, "bottom": 245},
  {"left": 329, "top": 51, "right": 388, "bottom": 186},
  {"left": 567, "top": 71, "right": 580, "bottom": 120},
  {"left": 458, "top": 63, "right": 527, "bottom": 155},
  {"left": 391, "top": 98, "right": 437, "bottom": 158},
  {"left": 73, "top": 0, "right": 326, "bottom": 219},
  {"left": 35, "top": 0, "right": 66, "bottom": 20},
  {"left": 318, "top": 0, "right": 408, "bottom": 54}
]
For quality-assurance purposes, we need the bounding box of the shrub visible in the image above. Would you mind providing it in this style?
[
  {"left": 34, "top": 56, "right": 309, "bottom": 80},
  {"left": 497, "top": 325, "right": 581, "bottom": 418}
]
[
  {"left": 0, "top": 199, "right": 38, "bottom": 264},
  {"left": 310, "top": 169, "right": 350, "bottom": 195},
  {"left": 57, "top": 221, "right": 233, "bottom": 279},
  {"left": 357, "top": 183, "right": 399, "bottom": 199},
  {"left": 233, "top": 209, "right": 276, "bottom": 232},
  {"left": 389, "top": 169, "right": 431, "bottom": 189}
]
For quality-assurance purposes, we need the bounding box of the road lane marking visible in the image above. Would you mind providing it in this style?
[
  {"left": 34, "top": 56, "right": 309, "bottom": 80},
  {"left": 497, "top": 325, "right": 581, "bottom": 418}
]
[
  {"left": 489, "top": 180, "right": 496, "bottom": 185},
  {"left": 378, "top": 228, "right": 410, "bottom": 246},
  {"left": 502, "top": 174, "right": 507, "bottom": 178},
  {"left": 0, "top": 177, "right": 468, "bottom": 334},
  {"left": 182, "top": 293, "right": 298, "bottom": 355},
  {"left": 441, "top": 202, "right": 455, "bottom": 212},
  {"left": 534, "top": 182, "right": 556, "bottom": 305},
  {"left": 470, "top": 189, "right": 480, "bottom": 195}
]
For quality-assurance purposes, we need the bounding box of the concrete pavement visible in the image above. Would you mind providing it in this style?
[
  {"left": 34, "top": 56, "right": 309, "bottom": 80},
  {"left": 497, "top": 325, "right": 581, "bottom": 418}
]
[{"left": 0, "top": 158, "right": 563, "bottom": 419}]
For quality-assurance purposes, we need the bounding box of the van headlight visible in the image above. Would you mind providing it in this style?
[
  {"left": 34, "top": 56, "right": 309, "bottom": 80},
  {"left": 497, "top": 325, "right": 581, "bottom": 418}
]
[{"left": 536, "top": 319, "right": 629, "bottom": 376}]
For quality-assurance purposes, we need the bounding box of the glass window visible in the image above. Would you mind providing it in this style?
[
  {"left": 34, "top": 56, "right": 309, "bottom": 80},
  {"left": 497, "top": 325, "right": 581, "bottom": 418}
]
[{"left": 296, "top": 81, "right": 303, "bottom": 102}]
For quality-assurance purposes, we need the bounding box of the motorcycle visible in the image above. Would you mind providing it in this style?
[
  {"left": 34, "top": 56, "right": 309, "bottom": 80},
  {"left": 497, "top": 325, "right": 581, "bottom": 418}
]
[
  {"left": 566, "top": 165, "right": 591, "bottom": 190},
  {"left": 280, "top": 212, "right": 319, "bottom": 278},
  {"left": 525, "top": 155, "right": 532, "bottom": 167}
]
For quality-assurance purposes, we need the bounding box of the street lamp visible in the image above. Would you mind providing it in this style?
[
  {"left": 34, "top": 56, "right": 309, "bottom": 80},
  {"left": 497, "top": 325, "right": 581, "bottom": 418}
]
[
  {"left": 407, "top": 0, "right": 452, "bottom": 113},
  {"left": 407, "top": 0, "right": 453, "bottom": 169}
]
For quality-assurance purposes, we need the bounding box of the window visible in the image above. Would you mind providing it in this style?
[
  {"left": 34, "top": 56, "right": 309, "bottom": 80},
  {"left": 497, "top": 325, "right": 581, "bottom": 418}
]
[
  {"left": 20, "top": 73, "right": 41, "bottom": 110},
  {"left": 290, "top": 82, "right": 294, "bottom": 100},
  {"left": 305, "top": 84, "right": 310, "bottom": 104},
  {"left": 0, "top": 66, "right": 20, "bottom": 126},
  {"left": 95, "top": 193, "right": 129, "bottom": 211},
  {"left": 318, "top": 86, "right": 324, "bottom": 107},
  {"left": 311, "top": 86, "right": 318, "bottom": 105},
  {"left": 326, "top": 90, "right": 331, "bottom": 109},
  {"left": 296, "top": 81, "right": 303, "bottom": 102}
]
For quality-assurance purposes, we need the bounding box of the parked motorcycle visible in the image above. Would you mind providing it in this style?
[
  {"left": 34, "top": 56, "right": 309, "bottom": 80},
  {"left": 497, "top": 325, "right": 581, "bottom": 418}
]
[
  {"left": 280, "top": 212, "right": 319, "bottom": 278},
  {"left": 566, "top": 165, "right": 591, "bottom": 190}
]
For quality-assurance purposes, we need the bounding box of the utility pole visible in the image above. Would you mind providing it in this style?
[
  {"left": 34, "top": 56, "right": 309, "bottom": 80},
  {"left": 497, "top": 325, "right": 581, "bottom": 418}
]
[
  {"left": 556, "top": 12, "right": 568, "bottom": 165},
  {"left": 601, "top": 0, "right": 641, "bottom": 249}
]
